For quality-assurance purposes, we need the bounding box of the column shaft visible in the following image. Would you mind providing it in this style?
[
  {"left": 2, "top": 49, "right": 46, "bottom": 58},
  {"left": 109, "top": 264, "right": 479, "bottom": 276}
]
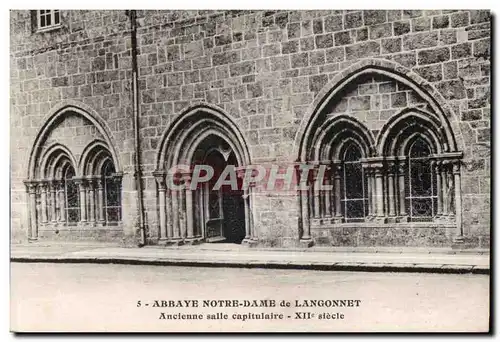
[
  {"left": 179, "top": 184, "right": 186, "bottom": 238},
  {"left": 334, "top": 175, "right": 342, "bottom": 218},
  {"left": 185, "top": 185, "right": 194, "bottom": 239},
  {"left": 441, "top": 168, "right": 448, "bottom": 216},
  {"left": 89, "top": 184, "right": 96, "bottom": 223},
  {"left": 300, "top": 187, "right": 311, "bottom": 239},
  {"left": 398, "top": 165, "right": 406, "bottom": 216},
  {"left": 367, "top": 171, "right": 372, "bottom": 216},
  {"left": 166, "top": 189, "right": 173, "bottom": 239},
  {"left": 40, "top": 184, "right": 48, "bottom": 223},
  {"left": 158, "top": 189, "right": 167, "bottom": 240},
  {"left": 243, "top": 189, "right": 251, "bottom": 239},
  {"left": 436, "top": 163, "right": 443, "bottom": 216},
  {"left": 172, "top": 190, "right": 180, "bottom": 239},
  {"left": 58, "top": 187, "right": 66, "bottom": 222},
  {"left": 371, "top": 172, "right": 377, "bottom": 215},
  {"left": 388, "top": 172, "right": 396, "bottom": 217},
  {"left": 375, "top": 170, "right": 384, "bottom": 217},
  {"left": 313, "top": 178, "right": 320, "bottom": 219},
  {"left": 50, "top": 184, "right": 57, "bottom": 222},
  {"left": 79, "top": 182, "right": 87, "bottom": 222},
  {"left": 28, "top": 185, "right": 38, "bottom": 240},
  {"left": 324, "top": 177, "right": 331, "bottom": 217},
  {"left": 97, "top": 181, "right": 105, "bottom": 223},
  {"left": 454, "top": 165, "right": 463, "bottom": 238}
]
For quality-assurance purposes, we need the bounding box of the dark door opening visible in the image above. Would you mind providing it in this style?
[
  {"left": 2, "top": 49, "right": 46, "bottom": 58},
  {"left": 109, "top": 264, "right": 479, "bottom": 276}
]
[{"left": 194, "top": 140, "right": 246, "bottom": 244}]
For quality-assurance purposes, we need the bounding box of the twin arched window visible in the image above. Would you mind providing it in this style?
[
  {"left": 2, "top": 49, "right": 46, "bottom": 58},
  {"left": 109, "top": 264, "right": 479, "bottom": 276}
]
[
  {"left": 37, "top": 147, "right": 122, "bottom": 227},
  {"left": 311, "top": 134, "right": 451, "bottom": 224}
]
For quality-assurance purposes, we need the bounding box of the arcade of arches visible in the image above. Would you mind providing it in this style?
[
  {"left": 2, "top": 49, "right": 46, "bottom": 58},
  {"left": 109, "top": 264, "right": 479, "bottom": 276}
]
[{"left": 23, "top": 67, "right": 466, "bottom": 248}]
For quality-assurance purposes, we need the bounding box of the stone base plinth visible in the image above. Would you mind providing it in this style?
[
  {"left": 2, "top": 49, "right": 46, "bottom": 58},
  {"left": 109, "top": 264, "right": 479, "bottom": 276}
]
[{"left": 299, "top": 238, "right": 314, "bottom": 248}]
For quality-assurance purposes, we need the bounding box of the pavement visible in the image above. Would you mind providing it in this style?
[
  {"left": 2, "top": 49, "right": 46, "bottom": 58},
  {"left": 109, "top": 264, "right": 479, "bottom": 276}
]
[
  {"left": 11, "top": 243, "right": 490, "bottom": 274},
  {"left": 10, "top": 242, "right": 490, "bottom": 274}
]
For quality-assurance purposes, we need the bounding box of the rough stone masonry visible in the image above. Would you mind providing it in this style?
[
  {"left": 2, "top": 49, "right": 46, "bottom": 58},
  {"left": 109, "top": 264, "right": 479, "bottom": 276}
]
[{"left": 10, "top": 10, "right": 490, "bottom": 249}]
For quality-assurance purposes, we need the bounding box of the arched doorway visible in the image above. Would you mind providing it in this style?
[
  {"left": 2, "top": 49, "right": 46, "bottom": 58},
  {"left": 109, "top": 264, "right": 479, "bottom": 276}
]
[{"left": 154, "top": 104, "right": 253, "bottom": 246}]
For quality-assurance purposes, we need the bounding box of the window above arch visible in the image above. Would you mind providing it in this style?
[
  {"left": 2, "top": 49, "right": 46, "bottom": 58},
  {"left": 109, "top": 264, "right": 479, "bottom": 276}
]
[{"left": 33, "top": 10, "right": 62, "bottom": 32}]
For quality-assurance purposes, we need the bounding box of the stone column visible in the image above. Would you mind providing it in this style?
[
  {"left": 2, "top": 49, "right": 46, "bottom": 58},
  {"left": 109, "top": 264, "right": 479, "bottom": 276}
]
[
  {"left": 183, "top": 172, "right": 195, "bottom": 241},
  {"left": 453, "top": 161, "right": 464, "bottom": 242},
  {"left": 179, "top": 180, "right": 186, "bottom": 239},
  {"left": 58, "top": 180, "right": 66, "bottom": 222},
  {"left": 297, "top": 164, "right": 312, "bottom": 246},
  {"left": 446, "top": 163, "right": 454, "bottom": 217},
  {"left": 88, "top": 178, "right": 96, "bottom": 224},
  {"left": 74, "top": 178, "right": 87, "bottom": 222},
  {"left": 366, "top": 168, "right": 373, "bottom": 218},
  {"left": 40, "top": 181, "right": 48, "bottom": 224},
  {"left": 323, "top": 164, "right": 332, "bottom": 218},
  {"left": 25, "top": 181, "right": 39, "bottom": 241},
  {"left": 96, "top": 178, "right": 105, "bottom": 223},
  {"left": 50, "top": 180, "right": 57, "bottom": 223},
  {"left": 435, "top": 160, "right": 443, "bottom": 217},
  {"left": 237, "top": 167, "right": 252, "bottom": 243},
  {"left": 370, "top": 169, "right": 377, "bottom": 218},
  {"left": 165, "top": 188, "right": 173, "bottom": 239},
  {"left": 242, "top": 189, "right": 251, "bottom": 239},
  {"left": 373, "top": 164, "right": 386, "bottom": 222},
  {"left": 171, "top": 183, "right": 182, "bottom": 241},
  {"left": 397, "top": 160, "right": 407, "bottom": 221},
  {"left": 387, "top": 163, "right": 396, "bottom": 221},
  {"left": 153, "top": 171, "right": 168, "bottom": 245},
  {"left": 333, "top": 162, "right": 343, "bottom": 223},
  {"left": 441, "top": 162, "right": 449, "bottom": 216},
  {"left": 249, "top": 185, "right": 258, "bottom": 242},
  {"left": 312, "top": 166, "right": 320, "bottom": 219}
]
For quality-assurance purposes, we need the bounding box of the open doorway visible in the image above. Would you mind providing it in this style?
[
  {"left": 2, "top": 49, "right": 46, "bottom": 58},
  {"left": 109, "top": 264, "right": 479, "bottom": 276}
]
[{"left": 192, "top": 138, "right": 245, "bottom": 244}]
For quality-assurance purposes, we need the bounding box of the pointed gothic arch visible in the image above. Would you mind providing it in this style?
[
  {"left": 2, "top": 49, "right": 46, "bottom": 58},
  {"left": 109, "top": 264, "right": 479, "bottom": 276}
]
[
  {"left": 27, "top": 101, "right": 121, "bottom": 179},
  {"left": 295, "top": 58, "right": 464, "bottom": 246},
  {"left": 294, "top": 58, "right": 463, "bottom": 162},
  {"left": 154, "top": 103, "right": 253, "bottom": 246}
]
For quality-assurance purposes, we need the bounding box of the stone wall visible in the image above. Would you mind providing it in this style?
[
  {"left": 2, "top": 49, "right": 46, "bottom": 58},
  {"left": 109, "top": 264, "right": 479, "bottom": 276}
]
[{"left": 10, "top": 10, "right": 490, "bottom": 248}]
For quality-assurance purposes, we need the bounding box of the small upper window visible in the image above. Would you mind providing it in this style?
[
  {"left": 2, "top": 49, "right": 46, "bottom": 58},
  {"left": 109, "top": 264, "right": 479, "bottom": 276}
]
[{"left": 37, "top": 10, "right": 61, "bottom": 31}]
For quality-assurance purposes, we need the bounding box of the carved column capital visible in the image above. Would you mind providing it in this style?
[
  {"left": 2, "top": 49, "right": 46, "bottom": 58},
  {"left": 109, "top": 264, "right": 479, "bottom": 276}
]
[
  {"left": 331, "top": 160, "right": 342, "bottom": 177},
  {"left": 371, "top": 163, "right": 384, "bottom": 176},
  {"left": 386, "top": 161, "right": 397, "bottom": 176},
  {"left": 111, "top": 171, "right": 124, "bottom": 182},
  {"left": 96, "top": 178, "right": 104, "bottom": 189},
  {"left": 72, "top": 177, "right": 86, "bottom": 186},
  {"left": 38, "top": 180, "right": 49, "bottom": 191},
  {"left": 24, "top": 180, "right": 39, "bottom": 194},
  {"left": 153, "top": 170, "right": 167, "bottom": 189}
]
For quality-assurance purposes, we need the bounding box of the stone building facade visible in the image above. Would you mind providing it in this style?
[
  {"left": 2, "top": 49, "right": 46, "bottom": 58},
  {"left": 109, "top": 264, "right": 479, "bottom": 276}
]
[{"left": 10, "top": 10, "right": 491, "bottom": 249}]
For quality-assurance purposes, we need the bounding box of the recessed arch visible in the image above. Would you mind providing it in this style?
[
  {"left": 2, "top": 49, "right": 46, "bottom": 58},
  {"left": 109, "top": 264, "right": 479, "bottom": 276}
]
[
  {"left": 294, "top": 58, "right": 463, "bottom": 161},
  {"left": 378, "top": 108, "right": 447, "bottom": 156},
  {"left": 154, "top": 103, "right": 252, "bottom": 245},
  {"left": 399, "top": 131, "right": 439, "bottom": 157},
  {"left": 311, "top": 115, "right": 375, "bottom": 161},
  {"left": 78, "top": 139, "right": 114, "bottom": 176},
  {"left": 156, "top": 103, "right": 251, "bottom": 170},
  {"left": 27, "top": 102, "right": 120, "bottom": 179},
  {"left": 38, "top": 143, "right": 77, "bottom": 180}
]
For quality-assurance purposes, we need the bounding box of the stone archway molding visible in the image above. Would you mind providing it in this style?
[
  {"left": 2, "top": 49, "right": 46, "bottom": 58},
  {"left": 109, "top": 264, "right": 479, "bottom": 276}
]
[
  {"left": 294, "top": 58, "right": 464, "bottom": 162},
  {"left": 155, "top": 102, "right": 251, "bottom": 171},
  {"left": 27, "top": 100, "right": 121, "bottom": 180}
]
